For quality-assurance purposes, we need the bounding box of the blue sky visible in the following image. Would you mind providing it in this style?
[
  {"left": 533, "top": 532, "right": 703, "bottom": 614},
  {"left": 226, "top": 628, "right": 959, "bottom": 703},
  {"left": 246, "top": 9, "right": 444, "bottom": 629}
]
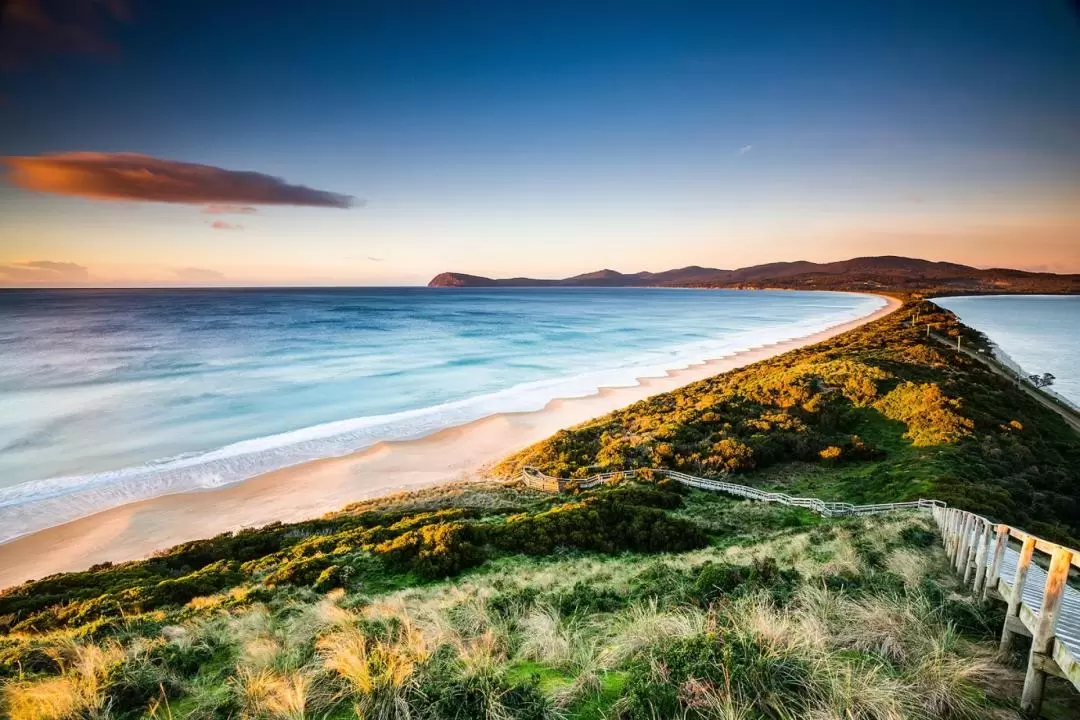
[{"left": 1, "top": 0, "right": 1078, "bottom": 285}]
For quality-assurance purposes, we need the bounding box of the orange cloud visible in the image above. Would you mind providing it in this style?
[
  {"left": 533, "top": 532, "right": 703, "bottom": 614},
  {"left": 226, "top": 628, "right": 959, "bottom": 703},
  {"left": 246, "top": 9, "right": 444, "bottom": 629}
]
[
  {"left": 210, "top": 220, "right": 243, "bottom": 231},
  {"left": 0, "top": 260, "right": 89, "bottom": 284},
  {"left": 2, "top": 152, "right": 359, "bottom": 208},
  {"left": 203, "top": 204, "right": 258, "bottom": 214}
]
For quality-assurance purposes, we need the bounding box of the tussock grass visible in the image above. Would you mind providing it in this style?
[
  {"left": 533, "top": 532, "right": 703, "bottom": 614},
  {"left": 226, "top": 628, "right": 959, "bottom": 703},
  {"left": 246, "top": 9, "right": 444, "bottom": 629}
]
[
  {"left": 3, "top": 641, "right": 123, "bottom": 720},
  {"left": 0, "top": 497, "right": 1055, "bottom": 719},
  {"left": 599, "top": 601, "right": 707, "bottom": 670},
  {"left": 233, "top": 666, "right": 325, "bottom": 719}
]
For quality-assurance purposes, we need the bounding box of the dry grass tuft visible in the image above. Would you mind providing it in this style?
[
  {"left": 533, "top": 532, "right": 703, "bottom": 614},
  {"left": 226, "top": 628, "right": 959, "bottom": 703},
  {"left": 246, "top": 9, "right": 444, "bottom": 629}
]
[
  {"left": 886, "top": 548, "right": 931, "bottom": 588},
  {"left": 600, "top": 600, "right": 707, "bottom": 669},
  {"left": 2, "top": 641, "right": 124, "bottom": 720},
  {"left": 234, "top": 667, "right": 324, "bottom": 719}
]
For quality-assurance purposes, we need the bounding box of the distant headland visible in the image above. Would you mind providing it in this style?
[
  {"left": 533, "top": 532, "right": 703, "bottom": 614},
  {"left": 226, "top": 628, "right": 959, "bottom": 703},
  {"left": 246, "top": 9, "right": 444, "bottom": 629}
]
[{"left": 429, "top": 255, "right": 1080, "bottom": 295}]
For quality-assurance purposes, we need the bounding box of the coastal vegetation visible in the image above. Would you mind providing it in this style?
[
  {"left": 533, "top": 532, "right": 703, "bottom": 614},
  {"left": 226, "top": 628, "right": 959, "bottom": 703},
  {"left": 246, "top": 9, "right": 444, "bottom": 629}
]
[
  {"left": 5, "top": 485, "right": 1073, "bottom": 720},
  {"left": 500, "top": 300, "right": 1080, "bottom": 545},
  {"left": 2, "top": 299, "right": 1080, "bottom": 718}
]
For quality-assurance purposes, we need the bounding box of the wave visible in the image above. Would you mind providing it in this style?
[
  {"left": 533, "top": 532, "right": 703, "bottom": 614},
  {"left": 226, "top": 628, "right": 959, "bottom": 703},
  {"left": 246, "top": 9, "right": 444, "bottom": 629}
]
[{"left": 0, "top": 295, "right": 884, "bottom": 543}]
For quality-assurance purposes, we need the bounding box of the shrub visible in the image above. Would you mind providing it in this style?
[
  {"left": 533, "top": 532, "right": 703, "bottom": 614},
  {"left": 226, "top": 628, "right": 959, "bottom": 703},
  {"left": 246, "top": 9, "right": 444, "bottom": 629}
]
[
  {"left": 419, "top": 670, "right": 555, "bottom": 720},
  {"left": 619, "top": 629, "right": 811, "bottom": 719},
  {"left": 691, "top": 557, "right": 801, "bottom": 606},
  {"left": 874, "top": 382, "right": 974, "bottom": 446},
  {"left": 374, "top": 521, "right": 485, "bottom": 578},
  {"left": 491, "top": 491, "right": 708, "bottom": 557},
  {"left": 899, "top": 526, "right": 936, "bottom": 548},
  {"left": 551, "top": 581, "right": 627, "bottom": 616},
  {"left": 819, "top": 445, "right": 843, "bottom": 461}
]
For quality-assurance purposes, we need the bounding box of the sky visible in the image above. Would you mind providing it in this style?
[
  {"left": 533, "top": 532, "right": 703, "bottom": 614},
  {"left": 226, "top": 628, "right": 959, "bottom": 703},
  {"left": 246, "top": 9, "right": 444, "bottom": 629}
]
[{"left": 1, "top": 0, "right": 1078, "bottom": 287}]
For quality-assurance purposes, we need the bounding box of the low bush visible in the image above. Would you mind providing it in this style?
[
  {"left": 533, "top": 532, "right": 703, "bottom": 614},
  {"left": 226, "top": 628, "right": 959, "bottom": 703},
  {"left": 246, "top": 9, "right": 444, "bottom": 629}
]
[
  {"left": 491, "top": 490, "right": 708, "bottom": 557},
  {"left": 375, "top": 521, "right": 485, "bottom": 579},
  {"left": 692, "top": 557, "right": 802, "bottom": 606}
]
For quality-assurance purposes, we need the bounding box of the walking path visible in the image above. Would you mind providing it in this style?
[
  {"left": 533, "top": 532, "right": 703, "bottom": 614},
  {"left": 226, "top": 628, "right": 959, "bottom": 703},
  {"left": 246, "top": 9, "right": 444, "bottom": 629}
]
[{"left": 929, "top": 331, "right": 1080, "bottom": 435}]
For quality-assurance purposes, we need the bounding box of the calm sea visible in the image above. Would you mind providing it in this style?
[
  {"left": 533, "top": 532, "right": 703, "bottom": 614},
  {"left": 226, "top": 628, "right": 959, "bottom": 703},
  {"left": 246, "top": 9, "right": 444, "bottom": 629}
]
[
  {"left": 0, "top": 288, "right": 883, "bottom": 540},
  {"left": 935, "top": 295, "right": 1080, "bottom": 410}
]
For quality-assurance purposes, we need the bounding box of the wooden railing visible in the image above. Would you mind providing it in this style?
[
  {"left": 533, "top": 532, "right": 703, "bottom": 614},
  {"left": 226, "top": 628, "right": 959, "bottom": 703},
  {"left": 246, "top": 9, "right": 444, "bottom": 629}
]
[
  {"left": 517, "top": 466, "right": 1080, "bottom": 716},
  {"left": 519, "top": 466, "right": 942, "bottom": 517},
  {"left": 934, "top": 506, "right": 1080, "bottom": 714}
]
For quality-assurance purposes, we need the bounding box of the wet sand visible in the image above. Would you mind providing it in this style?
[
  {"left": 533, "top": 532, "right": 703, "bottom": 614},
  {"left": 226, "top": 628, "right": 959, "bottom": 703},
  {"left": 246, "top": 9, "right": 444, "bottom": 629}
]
[{"left": 0, "top": 294, "right": 901, "bottom": 589}]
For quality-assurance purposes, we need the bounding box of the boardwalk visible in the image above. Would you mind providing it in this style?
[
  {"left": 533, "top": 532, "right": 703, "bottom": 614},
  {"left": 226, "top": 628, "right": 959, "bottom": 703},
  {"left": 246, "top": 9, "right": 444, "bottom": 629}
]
[
  {"left": 997, "top": 548, "right": 1080, "bottom": 660},
  {"left": 519, "top": 466, "right": 1080, "bottom": 716}
]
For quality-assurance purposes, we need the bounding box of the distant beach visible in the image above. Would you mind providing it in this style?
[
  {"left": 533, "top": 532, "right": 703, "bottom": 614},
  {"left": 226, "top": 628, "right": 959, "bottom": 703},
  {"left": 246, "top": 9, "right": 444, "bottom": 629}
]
[{"left": 0, "top": 293, "right": 899, "bottom": 588}]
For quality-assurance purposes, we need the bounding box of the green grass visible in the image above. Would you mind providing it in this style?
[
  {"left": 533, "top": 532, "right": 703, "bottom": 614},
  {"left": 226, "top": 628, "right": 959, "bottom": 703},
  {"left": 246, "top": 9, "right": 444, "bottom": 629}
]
[
  {"left": 4, "top": 298, "right": 1080, "bottom": 719},
  {"left": 498, "top": 300, "right": 1080, "bottom": 545},
  {"left": 3, "top": 493, "right": 1078, "bottom": 719}
]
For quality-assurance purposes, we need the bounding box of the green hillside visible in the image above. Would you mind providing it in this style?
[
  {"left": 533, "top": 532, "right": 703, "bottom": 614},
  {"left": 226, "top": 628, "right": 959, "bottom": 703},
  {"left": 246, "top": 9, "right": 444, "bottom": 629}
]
[
  {"left": 500, "top": 300, "right": 1080, "bottom": 545},
  {"left": 3, "top": 299, "right": 1080, "bottom": 719}
]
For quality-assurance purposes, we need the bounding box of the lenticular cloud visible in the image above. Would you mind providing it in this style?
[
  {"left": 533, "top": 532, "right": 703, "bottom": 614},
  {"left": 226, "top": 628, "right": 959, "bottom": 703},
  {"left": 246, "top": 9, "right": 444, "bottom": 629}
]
[{"left": 2, "top": 152, "right": 358, "bottom": 208}]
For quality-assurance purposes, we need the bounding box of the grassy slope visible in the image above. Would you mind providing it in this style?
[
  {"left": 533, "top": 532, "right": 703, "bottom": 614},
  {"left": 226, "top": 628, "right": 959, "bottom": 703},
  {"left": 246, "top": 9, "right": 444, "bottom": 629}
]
[
  {"left": 4, "top": 487, "right": 1078, "bottom": 720},
  {"left": 498, "top": 300, "right": 1080, "bottom": 545},
  {"left": 3, "top": 299, "right": 1080, "bottom": 719}
]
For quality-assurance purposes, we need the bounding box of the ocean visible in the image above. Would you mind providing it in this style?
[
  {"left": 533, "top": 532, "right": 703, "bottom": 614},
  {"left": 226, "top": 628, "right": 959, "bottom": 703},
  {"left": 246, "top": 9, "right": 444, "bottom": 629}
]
[
  {"left": 0, "top": 288, "right": 883, "bottom": 541},
  {"left": 934, "top": 295, "right": 1080, "bottom": 410}
]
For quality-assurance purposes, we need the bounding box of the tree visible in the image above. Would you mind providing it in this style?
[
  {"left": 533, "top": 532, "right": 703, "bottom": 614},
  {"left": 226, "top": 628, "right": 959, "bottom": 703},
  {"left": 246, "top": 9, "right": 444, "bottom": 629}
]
[{"left": 1028, "top": 373, "right": 1055, "bottom": 389}]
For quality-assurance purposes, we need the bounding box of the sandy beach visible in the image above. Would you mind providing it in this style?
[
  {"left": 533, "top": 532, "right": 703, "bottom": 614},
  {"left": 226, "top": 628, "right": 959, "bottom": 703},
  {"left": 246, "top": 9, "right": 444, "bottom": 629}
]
[{"left": 0, "top": 294, "right": 901, "bottom": 589}]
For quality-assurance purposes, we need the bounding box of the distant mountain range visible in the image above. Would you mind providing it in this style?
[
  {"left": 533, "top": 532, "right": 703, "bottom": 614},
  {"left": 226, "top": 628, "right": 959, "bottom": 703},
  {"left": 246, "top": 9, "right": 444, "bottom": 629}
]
[{"left": 428, "top": 256, "right": 1080, "bottom": 294}]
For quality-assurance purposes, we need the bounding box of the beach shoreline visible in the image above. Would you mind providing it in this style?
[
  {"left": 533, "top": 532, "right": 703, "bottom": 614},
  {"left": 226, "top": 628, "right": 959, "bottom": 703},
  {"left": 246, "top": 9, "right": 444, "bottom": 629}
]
[{"left": 0, "top": 294, "right": 902, "bottom": 590}]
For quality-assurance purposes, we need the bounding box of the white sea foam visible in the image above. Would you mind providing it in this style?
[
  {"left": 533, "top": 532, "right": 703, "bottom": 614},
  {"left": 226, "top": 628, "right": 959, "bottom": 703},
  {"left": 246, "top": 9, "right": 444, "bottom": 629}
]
[{"left": 0, "top": 293, "right": 884, "bottom": 542}]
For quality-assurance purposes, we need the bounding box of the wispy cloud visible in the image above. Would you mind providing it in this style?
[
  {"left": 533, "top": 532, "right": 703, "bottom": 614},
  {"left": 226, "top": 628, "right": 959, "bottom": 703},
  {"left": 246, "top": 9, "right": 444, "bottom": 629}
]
[
  {"left": 2, "top": 152, "right": 359, "bottom": 208},
  {"left": 173, "top": 267, "right": 225, "bottom": 282},
  {"left": 210, "top": 220, "right": 243, "bottom": 231},
  {"left": 0, "top": 260, "right": 89, "bottom": 284},
  {"left": 367, "top": 256, "right": 384, "bottom": 262},
  {"left": 738, "top": 144, "right": 753, "bottom": 155},
  {"left": 202, "top": 204, "right": 258, "bottom": 215}
]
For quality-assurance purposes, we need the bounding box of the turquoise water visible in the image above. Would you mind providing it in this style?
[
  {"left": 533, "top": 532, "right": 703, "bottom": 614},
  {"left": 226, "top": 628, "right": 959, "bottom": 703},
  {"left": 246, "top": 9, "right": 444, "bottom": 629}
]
[
  {"left": 935, "top": 295, "right": 1080, "bottom": 410},
  {"left": 0, "top": 288, "right": 883, "bottom": 540}
]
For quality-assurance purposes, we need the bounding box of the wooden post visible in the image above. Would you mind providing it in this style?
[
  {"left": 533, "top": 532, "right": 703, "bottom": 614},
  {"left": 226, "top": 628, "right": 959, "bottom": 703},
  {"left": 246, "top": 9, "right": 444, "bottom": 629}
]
[
  {"left": 954, "top": 511, "right": 972, "bottom": 574},
  {"left": 971, "top": 520, "right": 992, "bottom": 591},
  {"left": 946, "top": 509, "right": 954, "bottom": 557},
  {"left": 956, "top": 513, "right": 974, "bottom": 574},
  {"left": 1020, "top": 546, "right": 1074, "bottom": 717},
  {"left": 963, "top": 517, "right": 982, "bottom": 585},
  {"left": 947, "top": 509, "right": 959, "bottom": 560},
  {"left": 984, "top": 525, "right": 1009, "bottom": 601},
  {"left": 948, "top": 510, "right": 961, "bottom": 561},
  {"left": 945, "top": 509, "right": 956, "bottom": 558},
  {"left": 1000, "top": 535, "right": 1036, "bottom": 654}
]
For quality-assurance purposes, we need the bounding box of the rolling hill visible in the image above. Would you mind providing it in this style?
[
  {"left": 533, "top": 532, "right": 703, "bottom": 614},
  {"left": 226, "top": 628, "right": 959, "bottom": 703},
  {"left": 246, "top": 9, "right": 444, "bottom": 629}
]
[{"left": 429, "top": 255, "right": 1080, "bottom": 294}]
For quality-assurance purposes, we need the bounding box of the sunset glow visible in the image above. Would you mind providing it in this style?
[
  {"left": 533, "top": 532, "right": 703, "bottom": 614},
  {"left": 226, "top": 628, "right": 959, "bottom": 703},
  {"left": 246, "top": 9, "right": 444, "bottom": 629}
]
[{"left": 1, "top": 1, "right": 1078, "bottom": 285}]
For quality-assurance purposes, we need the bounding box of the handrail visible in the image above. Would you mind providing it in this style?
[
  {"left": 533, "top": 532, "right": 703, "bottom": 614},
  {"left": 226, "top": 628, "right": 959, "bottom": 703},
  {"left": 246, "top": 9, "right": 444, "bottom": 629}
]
[
  {"left": 516, "top": 465, "right": 1080, "bottom": 712},
  {"left": 519, "top": 466, "right": 943, "bottom": 518}
]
